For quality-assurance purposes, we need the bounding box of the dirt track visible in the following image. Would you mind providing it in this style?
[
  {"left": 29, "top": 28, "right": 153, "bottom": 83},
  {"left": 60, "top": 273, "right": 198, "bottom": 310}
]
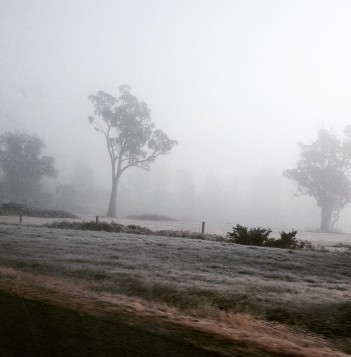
[{"left": 0, "top": 267, "right": 347, "bottom": 357}]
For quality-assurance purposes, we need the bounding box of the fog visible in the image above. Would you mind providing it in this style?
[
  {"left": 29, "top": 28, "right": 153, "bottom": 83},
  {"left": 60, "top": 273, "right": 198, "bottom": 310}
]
[{"left": 1, "top": 0, "right": 351, "bottom": 231}]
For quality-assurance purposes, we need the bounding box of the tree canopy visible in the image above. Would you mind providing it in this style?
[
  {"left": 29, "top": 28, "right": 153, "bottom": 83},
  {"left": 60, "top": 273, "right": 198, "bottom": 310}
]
[
  {"left": 283, "top": 128, "right": 351, "bottom": 232},
  {"left": 88, "top": 85, "right": 177, "bottom": 217},
  {"left": 0, "top": 132, "right": 57, "bottom": 206}
]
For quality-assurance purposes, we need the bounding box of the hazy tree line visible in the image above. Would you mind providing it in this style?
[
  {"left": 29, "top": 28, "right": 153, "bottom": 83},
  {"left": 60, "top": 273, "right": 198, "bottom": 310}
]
[
  {"left": 0, "top": 132, "right": 56, "bottom": 208},
  {"left": 1, "top": 86, "right": 351, "bottom": 233},
  {"left": 0, "top": 131, "right": 105, "bottom": 214}
]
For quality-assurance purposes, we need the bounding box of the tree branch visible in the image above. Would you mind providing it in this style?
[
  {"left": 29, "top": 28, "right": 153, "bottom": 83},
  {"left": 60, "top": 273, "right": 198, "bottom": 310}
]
[{"left": 121, "top": 151, "right": 162, "bottom": 173}]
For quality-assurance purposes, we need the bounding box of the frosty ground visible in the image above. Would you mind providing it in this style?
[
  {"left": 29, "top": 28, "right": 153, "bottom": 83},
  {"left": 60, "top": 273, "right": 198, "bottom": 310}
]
[{"left": 0, "top": 224, "right": 349, "bottom": 356}]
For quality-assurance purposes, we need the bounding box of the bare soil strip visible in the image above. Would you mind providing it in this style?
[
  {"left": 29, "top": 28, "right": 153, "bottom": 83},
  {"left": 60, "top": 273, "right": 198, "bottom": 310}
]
[{"left": 0, "top": 266, "right": 347, "bottom": 357}]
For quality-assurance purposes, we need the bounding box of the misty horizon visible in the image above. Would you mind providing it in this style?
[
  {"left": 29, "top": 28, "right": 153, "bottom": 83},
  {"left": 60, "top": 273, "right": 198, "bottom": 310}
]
[{"left": 1, "top": 0, "right": 351, "bottom": 231}]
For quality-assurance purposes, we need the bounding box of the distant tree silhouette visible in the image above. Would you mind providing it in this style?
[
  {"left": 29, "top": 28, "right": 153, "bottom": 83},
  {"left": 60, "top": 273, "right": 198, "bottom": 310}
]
[
  {"left": 0, "top": 131, "right": 57, "bottom": 206},
  {"left": 88, "top": 85, "right": 177, "bottom": 217},
  {"left": 284, "top": 128, "right": 351, "bottom": 232}
]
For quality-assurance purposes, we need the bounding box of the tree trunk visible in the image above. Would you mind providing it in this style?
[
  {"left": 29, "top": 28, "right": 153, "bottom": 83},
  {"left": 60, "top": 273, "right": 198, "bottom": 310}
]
[
  {"left": 330, "top": 210, "right": 340, "bottom": 232},
  {"left": 107, "top": 175, "right": 120, "bottom": 217},
  {"left": 320, "top": 206, "right": 332, "bottom": 233}
]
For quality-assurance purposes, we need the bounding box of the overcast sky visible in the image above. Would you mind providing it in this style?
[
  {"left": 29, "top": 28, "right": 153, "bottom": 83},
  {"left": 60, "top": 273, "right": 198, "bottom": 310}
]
[{"left": 1, "top": 0, "right": 351, "bottom": 226}]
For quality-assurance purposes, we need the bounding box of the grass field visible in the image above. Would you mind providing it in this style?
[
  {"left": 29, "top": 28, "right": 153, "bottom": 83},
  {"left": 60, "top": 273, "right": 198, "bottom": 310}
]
[
  {"left": 0, "top": 223, "right": 350, "bottom": 356},
  {"left": 2, "top": 213, "right": 351, "bottom": 248}
]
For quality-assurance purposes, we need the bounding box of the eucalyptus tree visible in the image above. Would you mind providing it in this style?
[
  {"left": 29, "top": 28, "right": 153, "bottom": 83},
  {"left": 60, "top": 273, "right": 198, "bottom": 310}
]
[
  {"left": 88, "top": 85, "right": 177, "bottom": 217},
  {"left": 284, "top": 128, "right": 351, "bottom": 232}
]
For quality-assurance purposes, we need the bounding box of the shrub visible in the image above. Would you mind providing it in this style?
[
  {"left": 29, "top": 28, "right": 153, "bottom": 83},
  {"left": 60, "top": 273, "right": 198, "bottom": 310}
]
[
  {"left": 44, "top": 221, "right": 223, "bottom": 241},
  {"left": 0, "top": 203, "right": 77, "bottom": 218},
  {"left": 227, "top": 225, "right": 309, "bottom": 250},
  {"left": 1, "top": 202, "right": 27, "bottom": 212},
  {"left": 227, "top": 224, "right": 272, "bottom": 246},
  {"left": 48, "top": 221, "right": 81, "bottom": 230},
  {"left": 81, "top": 221, "right": 117, "bottom": 232},
  {"left": 248, "top": 227, "right": 272, "bottom": 246},
  {"left": 125, "top": 224, "right": 152, "bottom": 235},
  {"left": 267, "top": 230, "right": 299, "bottom": 249}
]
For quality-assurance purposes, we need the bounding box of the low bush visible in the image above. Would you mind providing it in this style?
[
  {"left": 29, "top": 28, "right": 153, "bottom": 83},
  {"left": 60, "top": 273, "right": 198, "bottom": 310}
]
[
  {"left": 227, "top": 225, "right": 309, "bottom": 250},
  {"left": 44, "top": 220, "right": 223, "bottom": 241},
  {"left": 47, "top": 221, "right": 81, "bottom": 230},
  {"left": 0, "top": 203, "right": 77, "bottom": 218},
  {"left": 1, "top": 203, "right": 27, "bottom": 212},
  {"left": 227, "top": 225, "right": 272, "bottom": 246},
  {"left": 80, "top": 221, "right": 122, "bottom": 232},
  {"left": 266, "top": 230, "right": 300, "bottom": 249}
]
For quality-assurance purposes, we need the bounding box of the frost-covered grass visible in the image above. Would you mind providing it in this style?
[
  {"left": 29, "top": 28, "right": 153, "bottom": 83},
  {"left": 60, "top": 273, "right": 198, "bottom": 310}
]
[
  {"left": 1, "top": 214, "right": 351, "bottom": 249},
  {"left": 0, "top": 224, "right": 350, "bottom": 352}
]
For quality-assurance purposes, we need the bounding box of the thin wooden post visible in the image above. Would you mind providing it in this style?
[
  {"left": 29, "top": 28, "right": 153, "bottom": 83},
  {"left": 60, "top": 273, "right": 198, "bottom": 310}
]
[
  {"left": 19, "top": 212, "right": 23, "bottom": 225},
  {"left": 201, "top": 221, "right": 205, "bottom": 235},
  {"left": 96, "top": 216, "right": 99, "bottom": 225}
]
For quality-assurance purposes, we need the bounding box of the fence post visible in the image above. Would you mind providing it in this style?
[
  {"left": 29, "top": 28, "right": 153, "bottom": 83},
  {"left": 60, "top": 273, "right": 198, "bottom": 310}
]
[
  {"left": 96, "top": 216, "right": 99, "bottom": 225},
  {"left": 201, "top": 221, "right": 205, "bottom": 235},
  {"left": 19, "top": 212, "right": 23, "bottom": 225}
]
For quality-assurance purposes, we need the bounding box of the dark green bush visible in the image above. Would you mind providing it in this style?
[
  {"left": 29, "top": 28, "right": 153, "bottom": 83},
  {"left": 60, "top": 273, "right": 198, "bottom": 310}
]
[
  {"left": 227, "top": 225, "right": 308, "bottom": 250},
  {"left": 227, "top": 224, "right": 272, "bottom": 246},
  {"left": 267, "top": 230, "right": 299, "bottom": 249}
]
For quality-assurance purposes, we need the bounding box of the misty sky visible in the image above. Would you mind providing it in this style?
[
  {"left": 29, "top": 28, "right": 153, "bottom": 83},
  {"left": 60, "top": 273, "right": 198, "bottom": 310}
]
[{"left": 1, "top": 1, "right": 351, "bottom": 228}]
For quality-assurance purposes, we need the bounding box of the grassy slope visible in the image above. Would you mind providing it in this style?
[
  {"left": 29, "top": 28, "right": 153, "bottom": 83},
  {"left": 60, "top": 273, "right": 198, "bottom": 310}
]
[{"left": 0, "top": 224, "right": 350, "bottom": 355}]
